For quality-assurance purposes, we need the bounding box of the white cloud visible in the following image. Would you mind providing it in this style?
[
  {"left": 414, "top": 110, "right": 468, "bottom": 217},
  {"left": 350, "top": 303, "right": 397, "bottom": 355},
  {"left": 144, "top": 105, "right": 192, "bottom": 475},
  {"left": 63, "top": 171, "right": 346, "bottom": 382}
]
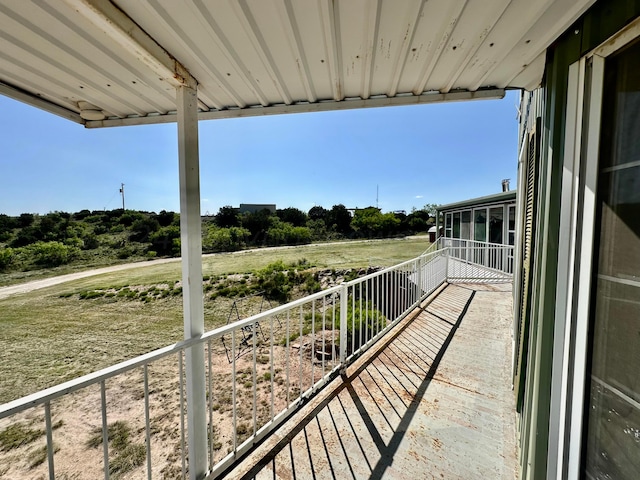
[{"left": 415, "top": 195, "right": 423, "bottom": 199}]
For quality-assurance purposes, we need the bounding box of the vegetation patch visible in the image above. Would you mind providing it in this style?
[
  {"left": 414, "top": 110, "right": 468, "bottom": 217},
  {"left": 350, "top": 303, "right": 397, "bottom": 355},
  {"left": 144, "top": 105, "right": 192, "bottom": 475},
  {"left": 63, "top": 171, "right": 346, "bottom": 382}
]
[
  {"left": 87, "top": 421, "right": 146, "bottom": 477},
  {"left": 27, "top": 443, "right": 60, "bottom": 469},
  {"left": 0, "top": 423, "right": 45, "bottom": 452}
]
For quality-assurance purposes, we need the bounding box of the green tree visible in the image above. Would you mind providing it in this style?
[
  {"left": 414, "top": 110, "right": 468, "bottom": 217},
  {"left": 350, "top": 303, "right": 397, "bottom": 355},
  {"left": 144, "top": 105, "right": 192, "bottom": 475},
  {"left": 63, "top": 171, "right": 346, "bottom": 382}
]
[
  {"left": 18, "top": 213, "right": 35, "bottom": 228},
  {"left": 308, "top": 206, "right": 328, "bottom": 222},
  {"left": 327, "top": 204, "right": 352, "bottom": 235},
  {"left": 406, "top": 208, "right": 431, "bottom": 232},
  {"left": 276, "top": 207, "right": 308, "bottom": 227},
  {"left": 0, "top": 214, "right": 17, "bottom": 242},
  {"left": 239, "top": 209, "right": 272, "bottom": 244},
  {"left": 11, "top": 225, "right": 42, "bottom": 247},
  {"left": 215, "top": 206, "right": 240, "bottom": 228},
  {"left": 156, "top": 210, "right": 178, "bottom": 227},
  {"left": 352, "top": 208, "right": 400, "bottom": 237}
]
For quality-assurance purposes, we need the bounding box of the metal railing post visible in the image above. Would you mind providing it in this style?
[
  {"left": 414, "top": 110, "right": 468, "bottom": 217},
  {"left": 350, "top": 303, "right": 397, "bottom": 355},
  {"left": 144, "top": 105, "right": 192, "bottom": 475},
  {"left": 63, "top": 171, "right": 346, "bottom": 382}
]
[
  {"left": 445, "top": 247, "right": 450, "bottom": 281},
  {"left": 415, "top": 258, "right": 422, "bottom": 307},
  {"left": 339, "top": 284, "right": 348, "bottom": 370}
]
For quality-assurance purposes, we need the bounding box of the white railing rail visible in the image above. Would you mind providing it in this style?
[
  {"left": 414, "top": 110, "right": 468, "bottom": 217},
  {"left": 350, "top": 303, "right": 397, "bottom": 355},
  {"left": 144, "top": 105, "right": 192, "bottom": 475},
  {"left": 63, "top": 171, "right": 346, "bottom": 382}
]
[{"left": 0, "top": 242, "right": 508, "bottom": 479}]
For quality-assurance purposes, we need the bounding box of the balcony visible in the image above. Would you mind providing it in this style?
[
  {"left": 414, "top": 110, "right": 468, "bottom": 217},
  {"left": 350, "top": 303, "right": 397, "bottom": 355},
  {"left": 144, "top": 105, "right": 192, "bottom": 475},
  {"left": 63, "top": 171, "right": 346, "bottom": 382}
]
[{"left": 0, "top": 241, "right": 516, "bottom": 479}]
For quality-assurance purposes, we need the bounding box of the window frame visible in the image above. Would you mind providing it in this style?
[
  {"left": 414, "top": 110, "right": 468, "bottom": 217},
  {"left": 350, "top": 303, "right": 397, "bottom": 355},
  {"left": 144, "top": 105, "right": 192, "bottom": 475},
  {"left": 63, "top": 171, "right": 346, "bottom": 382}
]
[{"left": 549, "top": 17, "right": 640, "bottom": 479}]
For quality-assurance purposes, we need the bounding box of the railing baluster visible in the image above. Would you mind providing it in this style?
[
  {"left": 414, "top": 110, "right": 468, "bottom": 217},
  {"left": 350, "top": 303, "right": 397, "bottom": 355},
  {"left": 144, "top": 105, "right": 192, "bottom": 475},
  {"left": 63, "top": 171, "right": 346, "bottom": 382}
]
[
  {"left": 252, "top": 320, "right": 257, "bottom": 437},
  {"left": 377, "top": 275, "right": 380, "bottom": 339},
  {"left": 339, "top": 285, "right": 347, "bottom": 366},
  {"left": 299, "top": 306, "right": 303, "bottom": 397},
  {"left": 232, "top": 329, "right": 237, "bottom": 452},
  {"left": 351, "top": 286, "right": 355, "bottom": 354},
  {"left": 207, "top": 339, "right": 213, "bottom": 469},
  {"left": 322, "top": 296, "right": 326, "bottom": 375},
  {"left": 286, "top": 310, "right": 290, "bottom": 405},
  {"left": 365, "top": 280, "right": 369, "bottom": 346},
  {"left": 44, "top": 402, "right": 55, "bottom": 480},
  {"left": 331, "top": 294, "right": 336, "bottom": 364},
  {"left": 311, "top": 301, "right": 315, "bottom": 385},
  {"left": 144, "top": 364, "right": 152, "bottom": 480},
  {"left": 270, "top": 315, "right": 275, "bottom": 421},
  {"left": 178, "top": 352, "right": 186, "bottom": 480},
  {"left": 359, "top": 282, "right": 363, "bottom": 353},
  {"left": 101, "top": 380, "right": 109, "bottom": 480}
]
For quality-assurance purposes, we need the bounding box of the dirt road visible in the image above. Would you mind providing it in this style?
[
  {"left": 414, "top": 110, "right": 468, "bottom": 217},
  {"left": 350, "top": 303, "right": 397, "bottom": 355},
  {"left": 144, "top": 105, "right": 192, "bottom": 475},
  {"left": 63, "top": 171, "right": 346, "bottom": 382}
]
[{"left": 0, "top": 257, "right": 181, "bottom": 300}]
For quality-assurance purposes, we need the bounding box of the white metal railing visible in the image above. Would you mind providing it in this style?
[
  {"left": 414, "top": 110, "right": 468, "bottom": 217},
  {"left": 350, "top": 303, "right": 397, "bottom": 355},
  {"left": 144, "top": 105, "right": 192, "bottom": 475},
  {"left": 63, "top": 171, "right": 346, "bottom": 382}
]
[
  {"left": 0, "top": 243, "right": 512, "bottom": 479},
  {"left": 0, "top": 248, "right": 454, "bottom": 480},
  {"left": 441, "top": 237, "right": 514, "bottom": 280}
]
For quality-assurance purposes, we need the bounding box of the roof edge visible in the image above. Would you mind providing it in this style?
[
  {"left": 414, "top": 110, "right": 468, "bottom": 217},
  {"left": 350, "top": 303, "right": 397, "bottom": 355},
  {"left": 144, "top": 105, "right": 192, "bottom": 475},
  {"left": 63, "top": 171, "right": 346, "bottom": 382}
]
[{"left": 437, "top": 190, "right": 517, "bottom": 212}]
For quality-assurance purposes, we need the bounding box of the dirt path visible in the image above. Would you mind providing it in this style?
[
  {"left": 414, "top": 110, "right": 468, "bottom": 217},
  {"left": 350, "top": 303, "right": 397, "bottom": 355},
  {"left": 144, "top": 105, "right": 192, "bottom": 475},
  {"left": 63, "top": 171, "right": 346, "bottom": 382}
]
[
  {"left": 0, "top": 257, "right": 181, "bottom": 300},
  {"left": 0, "top": 237, "right": 426, "bottom": 300}
]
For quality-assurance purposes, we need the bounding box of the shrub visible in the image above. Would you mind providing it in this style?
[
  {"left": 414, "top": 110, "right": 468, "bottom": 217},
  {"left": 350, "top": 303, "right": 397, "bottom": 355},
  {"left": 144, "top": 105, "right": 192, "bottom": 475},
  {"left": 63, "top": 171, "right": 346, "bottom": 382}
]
[
  {"left": 129, "top": 217, "right": 160, "bottom": 242},
  {"left": 256, "top": 260, "right": 291, "bottom": 302},
  {"left": 203, "top": 226, "right": 250, "bottom": 252},
  {"left": 0, "top": 247, "right": 14, "bottom": 271},
  {"left": 149, "top": 225, "right": 181, "bottom": 256},
  {"left": 337, "top": 299, "right": 386, "bottom": 353},
  {"left": 29, "top": 241, "right": 79, "bottom": 267}
]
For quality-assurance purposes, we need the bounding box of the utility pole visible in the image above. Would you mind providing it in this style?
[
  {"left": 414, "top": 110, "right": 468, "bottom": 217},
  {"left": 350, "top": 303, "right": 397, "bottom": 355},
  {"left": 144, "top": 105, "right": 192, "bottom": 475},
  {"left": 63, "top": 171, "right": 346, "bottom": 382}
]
[
  {"left": 119, "top": 183, "right": 125, "bottom": 211},
  {"left": 376, "top": 184, "right": 379, "bottom": 209}
]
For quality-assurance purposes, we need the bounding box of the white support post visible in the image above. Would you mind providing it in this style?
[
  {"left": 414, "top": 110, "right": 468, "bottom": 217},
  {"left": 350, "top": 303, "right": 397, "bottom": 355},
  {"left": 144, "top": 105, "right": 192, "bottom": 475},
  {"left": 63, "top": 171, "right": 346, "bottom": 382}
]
[{"left": 176, "top": 82, "right": 207, "bottom": 480}]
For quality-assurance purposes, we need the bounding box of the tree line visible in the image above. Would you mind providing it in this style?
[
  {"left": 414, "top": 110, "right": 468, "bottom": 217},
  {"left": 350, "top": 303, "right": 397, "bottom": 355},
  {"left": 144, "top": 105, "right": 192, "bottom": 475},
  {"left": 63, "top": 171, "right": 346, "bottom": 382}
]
[{"left": 0, "top": 204, "right": 438, "bottom": 273}]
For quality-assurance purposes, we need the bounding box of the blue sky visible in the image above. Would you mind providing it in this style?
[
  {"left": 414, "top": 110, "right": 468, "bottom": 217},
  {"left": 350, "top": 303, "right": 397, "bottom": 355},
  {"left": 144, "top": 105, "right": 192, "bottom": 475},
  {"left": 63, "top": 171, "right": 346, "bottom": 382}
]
[{"left": 0, "top": 91, "right": 519, "bottom": 217}]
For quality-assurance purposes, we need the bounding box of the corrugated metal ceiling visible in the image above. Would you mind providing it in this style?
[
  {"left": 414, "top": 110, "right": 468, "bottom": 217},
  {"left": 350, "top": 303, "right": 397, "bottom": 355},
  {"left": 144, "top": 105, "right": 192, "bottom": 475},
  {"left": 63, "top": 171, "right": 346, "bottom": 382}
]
[{"left": 0, "top": 0, "right": 596, "bottom": 128}]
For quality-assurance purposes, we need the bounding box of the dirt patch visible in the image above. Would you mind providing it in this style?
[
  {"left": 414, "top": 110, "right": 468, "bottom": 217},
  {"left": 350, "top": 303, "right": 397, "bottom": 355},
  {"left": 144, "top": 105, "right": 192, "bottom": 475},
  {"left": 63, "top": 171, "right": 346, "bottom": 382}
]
[{"left": 0, "top": 329, "right": 341, "bottom": 479}]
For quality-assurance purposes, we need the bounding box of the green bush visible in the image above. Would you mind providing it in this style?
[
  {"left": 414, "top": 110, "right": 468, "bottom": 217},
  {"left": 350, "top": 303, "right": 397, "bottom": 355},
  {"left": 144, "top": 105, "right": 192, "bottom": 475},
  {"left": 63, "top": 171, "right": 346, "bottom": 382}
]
[
  {"left": 337, "top": 299, "right": 386, "bottom": 353},
  {"left": 265, "top": 219, "right": 311, "bottom": 246},
  {"left": 256, "top": 260, "right": 291, "bottom": 302},
  {"left": 29, "top": 241, "right": 79, "bottom": 267},
  {"left": 203, "top": 226, "right": 250, "bottom": 252},
  {"left": 149, "top": 225, "right": 181, "bottom": 256},
  {"left": 0, "top": 247, "right": 14, "bottom": 271}
]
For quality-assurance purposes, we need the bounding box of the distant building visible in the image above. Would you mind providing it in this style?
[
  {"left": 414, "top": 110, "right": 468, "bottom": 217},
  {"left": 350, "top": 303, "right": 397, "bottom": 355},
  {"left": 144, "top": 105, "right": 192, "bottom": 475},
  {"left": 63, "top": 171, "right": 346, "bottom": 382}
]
[{"left": 238, "top": 204, "right": 276, "bottom": 214}]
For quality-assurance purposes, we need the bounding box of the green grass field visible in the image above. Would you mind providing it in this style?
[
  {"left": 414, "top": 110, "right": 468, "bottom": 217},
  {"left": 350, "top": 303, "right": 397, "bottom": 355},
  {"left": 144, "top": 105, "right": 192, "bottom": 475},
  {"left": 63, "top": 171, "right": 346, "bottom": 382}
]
[{"left": 0, "top": 237, "right": 429, "bottom": 403}]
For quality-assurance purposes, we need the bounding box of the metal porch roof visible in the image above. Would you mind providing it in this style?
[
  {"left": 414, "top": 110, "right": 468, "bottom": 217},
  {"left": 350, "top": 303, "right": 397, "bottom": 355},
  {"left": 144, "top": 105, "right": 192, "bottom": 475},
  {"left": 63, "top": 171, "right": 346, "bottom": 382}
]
[{"left": 0, "top": 0, "right": 596, "bottom": 128}]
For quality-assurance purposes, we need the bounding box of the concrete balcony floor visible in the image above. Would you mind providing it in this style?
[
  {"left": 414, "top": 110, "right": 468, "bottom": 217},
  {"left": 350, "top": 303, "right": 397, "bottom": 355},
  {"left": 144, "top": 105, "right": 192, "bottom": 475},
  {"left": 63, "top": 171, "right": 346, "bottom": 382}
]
[{"left": 226, "top": 282, "right": 518, "bottom": 480}]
